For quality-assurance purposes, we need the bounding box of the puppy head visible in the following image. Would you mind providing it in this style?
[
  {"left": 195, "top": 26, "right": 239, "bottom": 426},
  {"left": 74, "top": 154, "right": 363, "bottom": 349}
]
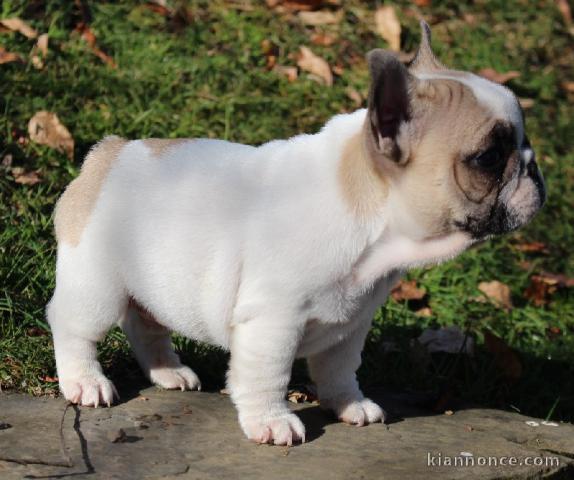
[{"left": 365, "top": 22, "right": 545, "bottom": 240}]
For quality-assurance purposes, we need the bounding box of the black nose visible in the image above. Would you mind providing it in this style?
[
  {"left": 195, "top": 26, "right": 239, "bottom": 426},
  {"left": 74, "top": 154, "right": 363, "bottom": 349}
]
[{"left": 527, "top": 160, "right": 546, "bottom": 206}]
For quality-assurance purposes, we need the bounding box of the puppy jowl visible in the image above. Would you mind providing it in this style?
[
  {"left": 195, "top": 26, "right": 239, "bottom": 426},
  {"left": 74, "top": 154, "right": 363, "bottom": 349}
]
[{"left": 47, "top": 22, "right": 545, "bottom": 445}]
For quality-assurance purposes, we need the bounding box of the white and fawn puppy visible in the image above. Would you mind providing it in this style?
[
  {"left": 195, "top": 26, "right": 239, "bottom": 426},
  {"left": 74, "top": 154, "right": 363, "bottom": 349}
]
[{"left": 47, "top": 22, "right": 545, "bottom": 445}]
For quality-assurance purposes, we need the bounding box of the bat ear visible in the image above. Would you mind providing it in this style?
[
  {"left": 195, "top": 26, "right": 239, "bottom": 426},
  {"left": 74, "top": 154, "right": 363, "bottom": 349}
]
[
  {"left": 408, "top": 20, "right": 446, "bottom": 74},
  {"left": 366, "top": 49, "right": 414, "bottom": 161}
]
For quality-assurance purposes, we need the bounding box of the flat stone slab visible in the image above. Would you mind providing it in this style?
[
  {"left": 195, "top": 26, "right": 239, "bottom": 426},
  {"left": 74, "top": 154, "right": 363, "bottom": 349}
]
[{"left": 0, "top": 388, "right": 573, "bottom": 479}]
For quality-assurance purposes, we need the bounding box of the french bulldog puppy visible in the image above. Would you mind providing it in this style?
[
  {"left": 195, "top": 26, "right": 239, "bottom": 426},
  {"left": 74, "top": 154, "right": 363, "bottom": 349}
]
[{"left": 47, "top": 22, "right": 545, "bottom": 445}]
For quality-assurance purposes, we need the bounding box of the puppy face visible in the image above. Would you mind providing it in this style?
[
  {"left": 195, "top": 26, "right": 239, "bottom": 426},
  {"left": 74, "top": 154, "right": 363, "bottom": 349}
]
[{"left": 365, "top": 22, "right": 545, "bottom": 240}]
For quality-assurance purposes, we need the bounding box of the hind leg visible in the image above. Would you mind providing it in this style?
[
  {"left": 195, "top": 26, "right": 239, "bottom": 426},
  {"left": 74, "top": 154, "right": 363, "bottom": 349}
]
[
  {"left": 47, "top": 249, "right": 125, "bottom": 407},
  {"left": 119, "top": 303, "right": 201, "bottom": 391}
]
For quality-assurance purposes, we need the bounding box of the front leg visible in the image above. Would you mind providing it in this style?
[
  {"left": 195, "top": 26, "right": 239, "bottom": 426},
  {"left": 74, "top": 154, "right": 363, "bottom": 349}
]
[
  {"left": 227, "top": 315, "right": 305, "bottom": 445},
  {"left": 308, "top": 319, "right": 385, "bottom": 426}
]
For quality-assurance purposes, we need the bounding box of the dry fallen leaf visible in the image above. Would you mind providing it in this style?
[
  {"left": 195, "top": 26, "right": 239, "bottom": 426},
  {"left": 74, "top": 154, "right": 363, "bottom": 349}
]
[
  {"left": 0, "top": 46, "right": 22, "bottom": 64},
  {"left": 519, "top": 98, "right": 535, "bottom": 109},
  {"left": 345, "top": 86, "right": 363, "bottom": 107},
  {"left": 266, "top": 0, "right": 333, "bottom": 12},
  {"left": 557, "top": 0, "right": 572, "bottom": 25},
  {"left": 414, "top": 307, "right": 433, "bottom": 317},
  {"left": 2, "top": 154, "right": 13, "bottom": 168},
  {"left": 478, "top": 280, "right": 513, "bottom": 309},
  {"left": 310, "top": 32, "right": 337, "bottom": 46},
  {"left": 75, "top": 23, "right": 117, "bottom": 68},
  {"left": 538, "top": 271, "right": 574, "bottom": 288},
  {"left": 0, "top": 17, "right": 38, "bottom": 39},
  {"left": 512, "top": 241, "right": 549, "bottom": 254},
  {"left": 524, "top": 271, "right": 574, "bottom": 306},
  {"left": 27, "top": 326, "right": 47, "bottom": 336},
  {"left": 462, "top": 13, "right": 478, "bottom": 25},
  {"left": 524, "top": 275, "right": 554, "bottom": 306},
  {"left": 287, "top": 386, "right": 318, "bottom": 404},
  {"left": 297, "top": 46, "right": 333, "bottom": 86},
  {"left": 28, "top": 111, "right": 74, "bottom": 159},
  {"left": 261, "top": 38, "right": 279, "bottom": 69},
  {"left": 391, "top": 279, "right": 426, "bottom": 301},
  {"left": 483, "top": 330, "right": 522, "bottom": 382},
  {"left": 478, "top": 68, "right": 520, "bottom": 84},
  {"left": 444, "top": 410, "right": 454, "bottom": 416},
  {"left": 31, "top": 33, "right": 49, "bottom": 69},
  {"left": 42, "top": 375, "right": 59, "bottom": 383},
  {"left": 561, "top": 81, "right": 574, "bottom": 93},
  {"left": 11, "top": 167, "right": 42, "bottom": 185},
  {"left": 298, "top": 9, "right": 343, "bottom": 25},
  {"left": 273, "top": 65, "right": 298, "bottom": 82},
  {"left": 374, "top": 5, "right": 401, "bottom": 52}
]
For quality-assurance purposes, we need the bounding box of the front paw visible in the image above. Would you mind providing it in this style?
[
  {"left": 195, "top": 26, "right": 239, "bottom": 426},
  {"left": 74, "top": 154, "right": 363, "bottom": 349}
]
[
  {"left": 326, "top": 397, "right": 386, "bottom": 426},
  {"left": 240, "top": 412, "right": 306, "bottom": 446}
]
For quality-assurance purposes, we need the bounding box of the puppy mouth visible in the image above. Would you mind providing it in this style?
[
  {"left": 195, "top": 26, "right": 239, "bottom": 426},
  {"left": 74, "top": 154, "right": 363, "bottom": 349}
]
[{"left": 453, "top": 204, "right": 514, "bottom": 239}]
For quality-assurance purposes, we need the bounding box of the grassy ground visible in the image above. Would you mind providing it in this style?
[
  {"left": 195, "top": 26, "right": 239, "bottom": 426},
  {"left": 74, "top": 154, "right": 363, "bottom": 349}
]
[{"left": 1, "top": 1, "right": 573, "bottom": 422}]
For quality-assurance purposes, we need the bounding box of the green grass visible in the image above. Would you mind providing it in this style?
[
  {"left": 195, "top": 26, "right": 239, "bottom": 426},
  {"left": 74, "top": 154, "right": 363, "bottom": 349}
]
[{"left": 1, "top": 0, "right": 573, "bottom": 421}]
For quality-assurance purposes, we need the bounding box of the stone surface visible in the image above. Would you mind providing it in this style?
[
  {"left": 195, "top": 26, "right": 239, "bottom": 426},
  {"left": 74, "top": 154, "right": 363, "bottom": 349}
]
[{"left": 0, "top": 388, "right": 573, "bottom": 479}]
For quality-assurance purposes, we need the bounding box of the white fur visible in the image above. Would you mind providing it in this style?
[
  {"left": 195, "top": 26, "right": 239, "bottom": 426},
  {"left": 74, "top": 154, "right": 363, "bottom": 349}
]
[{"left": 47, "top": 109, "right": 474, "bottom": 444}]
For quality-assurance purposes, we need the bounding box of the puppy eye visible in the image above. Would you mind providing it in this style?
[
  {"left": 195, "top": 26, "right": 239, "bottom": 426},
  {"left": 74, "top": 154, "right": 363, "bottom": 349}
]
[{"left": 471, "top": 148, "right": 502, "bottom": 170}]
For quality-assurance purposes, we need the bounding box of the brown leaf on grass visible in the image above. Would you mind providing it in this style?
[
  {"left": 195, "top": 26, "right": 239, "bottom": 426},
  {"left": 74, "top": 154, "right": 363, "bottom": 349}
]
[
  {"left": 297, "top": 46, "right": 333, "bottom": 86},
  {"left": 538, "top": 271, "right": 574, "bottom": 288},
  {"left": 524, "top": 272, "right": 574, "bottom": 306},
  {"left": 143, "top": 1, "right": 173, "bottom": 16},
  {"left": 332, "top": 63, "right": 344, "bottom": 76},
  {"left": 374, "top": 5, "right": 401, "bottom": 52},
  {"left": 478, "top": 280, "right": 513, "bottom": 309},
  {"left": 478, "top": 68, "right": 520, "bottom": 84},
  {"left": 462, "top": 13, "right": 478, "bottom": 25},
  {"left": 261, "top": 38, "right": 279, "bottom": 69},
  {"left": 512, "top": 241, "right": 549, "bottom": 254},
  {"left": 42, "top": 375, "right": 59, "bottom": 383},
  {"left": 27, "top": 326, "right": 48, "bottom": 337},
  {"left": 483, "top": 330, "right": 522, "bottom": 382},
  {"left": 413, "top": 0, "right": 432, "bottom": 5},
  {"left": 414, "top": 307, "right": 433, "bottom": 317},
  {"left": 28, "top": 111, "right": 74, "bottom": 159},
  {"left": 11, "top": 167, "right": 42, "bottom": 185},
  {"left": 287, "top": 386, "right": 318, "bottom": 404},
  {"left": 310, "top": 32, "right": 337, "bottom": 46},
  {"left": 266, "top": 0, "right": 335, "bottom": 11},
  {"left": 391, "top": 279, "right": 426, "bottom": 301},
  {"left": 0, "top": 17, "right": 38, "bottom": 39},
  {"left": 0, "top": 46, "right": 22, "bottom": 64},
  {"left": 298, "top": 9, "right": 343, "bottom": 25},
  {"left": 561, "top": 81, "right": 574, "bottom": 93},
  {"left": 273, "top": 65, "right": 298, "bottom": 82},
  {"left": 557, "top": 0, "right": 572, "bottom": 25},
  {"left": 31, "top": 33, "right": 49, "bottom": 69},
  {"left": 519, "top": 98, "right": 535, "bottom": 109},
  {"left": 547, "top": 326, "right": 562, "bottom": 340},
  {"left": 75, "top": 23, "right": 117, "bottom": 68},
  {"left": 2, "top": 154, "right": 13, "bottom": 168},
  {"left": 345, "top": 86, "right": 363, "bottom": 107}
]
